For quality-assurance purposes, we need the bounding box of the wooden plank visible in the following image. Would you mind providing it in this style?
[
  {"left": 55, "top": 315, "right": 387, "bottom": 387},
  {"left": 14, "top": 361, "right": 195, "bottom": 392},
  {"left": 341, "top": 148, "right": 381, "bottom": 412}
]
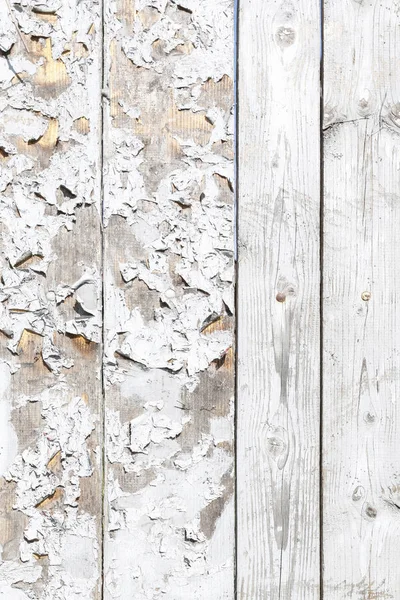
[
  {"left": 0, "top": 2, "right": 103, "bottom": 599},
  {"left": 237, "top": 1, "right": 321, "bottom": 597},
  {"left": 102, "top": 1, "right": 235, "bottom": 598},
  {"left": 323, "top": 1, "right": 400, "bottom": 597}
]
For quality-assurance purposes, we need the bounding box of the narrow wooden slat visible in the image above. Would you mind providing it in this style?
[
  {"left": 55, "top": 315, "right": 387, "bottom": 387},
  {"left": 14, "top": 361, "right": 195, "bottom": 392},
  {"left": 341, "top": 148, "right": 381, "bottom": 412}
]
[
  {"left": 237, "top": 1, "right": 321, "bottom": 597},
  {"left": 0, "top": 2, "right": 103, "bottom": 598},
  {"left": 102, "top": 1, "right": 235, "bottom": 597},
  {"left": 323, "top": 1, "right": 400, "bottom": 597}
]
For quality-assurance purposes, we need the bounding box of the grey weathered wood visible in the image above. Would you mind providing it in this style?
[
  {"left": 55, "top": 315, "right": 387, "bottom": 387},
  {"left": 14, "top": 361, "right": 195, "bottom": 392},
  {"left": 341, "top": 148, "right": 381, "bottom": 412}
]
[
  {"left": 0, "top": 2, "right": 103, "bottom": 598},
  {"left": 237, "top": 1, "right": 321, "bottom": 597},
  {"left": 102, "top": 1, "right": 235, "bottom": 598},
  {"left": 323, "top": 1, "right": 400, "bottom": 597}
]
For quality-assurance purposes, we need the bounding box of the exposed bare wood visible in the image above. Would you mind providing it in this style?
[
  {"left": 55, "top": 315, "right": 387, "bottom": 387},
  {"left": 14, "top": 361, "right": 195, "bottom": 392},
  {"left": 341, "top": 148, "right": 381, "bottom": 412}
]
[{"left": 237, "top": 1, "right": 321, "bottom": 597}]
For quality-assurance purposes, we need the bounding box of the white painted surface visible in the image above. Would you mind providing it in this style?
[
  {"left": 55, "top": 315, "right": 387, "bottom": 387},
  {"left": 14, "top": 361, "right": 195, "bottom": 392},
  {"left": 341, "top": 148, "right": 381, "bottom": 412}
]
[
  {"left": 237, "top": 0, "right": 321, "bottom": 597},
  {"left": 0, "top": 363, "right": 17, "bottom": 477},
  {"left": 323, "top": 1, "right": 400, "bottom": 597}
]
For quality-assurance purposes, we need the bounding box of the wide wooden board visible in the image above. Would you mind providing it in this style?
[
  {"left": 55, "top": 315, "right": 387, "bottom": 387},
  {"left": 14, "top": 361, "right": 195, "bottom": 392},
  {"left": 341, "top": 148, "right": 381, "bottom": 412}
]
[
  {"left": 237, "top": 1, "right": 321, "bottom": 597},
  {"left": 323, "top": 1, "right": 400, "bottom": 597},
  {"left": 102, "top": 1, "right": 235, "bottom": 598},
  {"left": 0, "top": 1, "right": 103, "bottom": 598}
]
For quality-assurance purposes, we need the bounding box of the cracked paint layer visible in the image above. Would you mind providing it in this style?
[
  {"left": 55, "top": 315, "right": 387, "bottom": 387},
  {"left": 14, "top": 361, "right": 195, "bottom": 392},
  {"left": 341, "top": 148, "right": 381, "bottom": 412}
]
[
  {"left": 0, "top": 0, "right": 102, "bottom": 597},
  {"left": 103, "top": 0, "right": 235, "bottom": 597}
]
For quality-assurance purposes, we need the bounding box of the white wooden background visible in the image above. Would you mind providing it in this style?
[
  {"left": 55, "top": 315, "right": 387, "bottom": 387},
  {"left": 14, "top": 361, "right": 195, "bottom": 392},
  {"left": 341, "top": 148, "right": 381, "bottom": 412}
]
[{"left": 0, "top": 0, "right": 399, "bottom": 598}]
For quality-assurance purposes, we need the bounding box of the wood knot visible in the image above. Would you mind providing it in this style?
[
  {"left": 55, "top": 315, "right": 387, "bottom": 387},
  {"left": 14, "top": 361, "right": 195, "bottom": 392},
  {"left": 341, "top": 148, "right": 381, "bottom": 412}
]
[
  {"left": 276, "top": 283, "right": 296, "bottom": 303},
  {"left": 275, "top": 26, "right": 295, "bottom": 48},
  {"left": 323, "top": 104, "right": 337, "bottom": 130},
  {"left": 363, "top": 503, "right": 377, "bottom": 520},
  {"left": 358, "top": 90, "right": 373, "bottom": 116},
  {"left": 364, "top": 411, "right": 376, "bottom": 424},
  {"left": 382, "top": 103, "right": 400, "bottom": 131},
  {"left": 266, "top": 435, "right": 287, "bottom": 458},
  {"left": 265, "top": 425, "right": 288, "bottom": 469},
  {"left": 352, "top": 485, "right": 365, "bottom": 502},
  {"left": 391, "top": 103, "right": 400, "bottom": 120}
]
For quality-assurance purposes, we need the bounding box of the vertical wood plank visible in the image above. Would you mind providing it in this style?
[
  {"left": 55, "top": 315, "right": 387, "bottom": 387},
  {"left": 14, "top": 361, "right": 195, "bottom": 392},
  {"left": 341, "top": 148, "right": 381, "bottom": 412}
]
[
  {"left": 323, "top": 1, "right": 400, "bottom": 597},
  {"left": 102, "top": 1, "right": 235, "bottom": 598},
  {"left": 0, "top": 1, "right": 103, "bottom": 598},
  {"left": 237, "top": 1, "right": 321, "bottom": 597}
]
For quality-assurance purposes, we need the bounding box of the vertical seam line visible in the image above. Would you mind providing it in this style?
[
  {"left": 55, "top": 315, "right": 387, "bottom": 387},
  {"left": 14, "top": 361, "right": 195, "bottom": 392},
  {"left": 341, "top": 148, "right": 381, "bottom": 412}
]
[
  {"left": 234, "top": 0, "right": 239, "bottom": 598},
  {"left": 100, "top": 0, "right": 106, "bottom": 595},
  {"left": 319, "top": 0, "right": 324, "bottom": 597}
]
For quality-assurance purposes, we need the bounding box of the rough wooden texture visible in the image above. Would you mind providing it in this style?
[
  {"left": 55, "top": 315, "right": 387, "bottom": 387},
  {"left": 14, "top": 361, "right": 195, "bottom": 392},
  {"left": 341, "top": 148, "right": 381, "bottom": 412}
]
[
  {"left": 102, "top": 1, "right": 235, "bottom": 598},
  {"left": 237, "top": 1, "right": 321, "bottom": 598},
  {"left": 0, "top": 2, "right": 103, "bottom": 598},
  {"left": 323, "top": 1, "right": 400, "bottom": 597}
]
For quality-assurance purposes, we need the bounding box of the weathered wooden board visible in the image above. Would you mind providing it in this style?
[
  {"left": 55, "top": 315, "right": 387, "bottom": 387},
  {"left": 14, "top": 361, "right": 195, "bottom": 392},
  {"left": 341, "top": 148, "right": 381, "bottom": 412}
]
[
  {"left": 0, "top": 1, "right": 103, "bottom": 598},
  {"left": 102, "top": 1, "right": 235, "bottom": 598},
  {"left": 323, "top": 1, "right": 400, "bottom": 597},
  {"left": 237, "top": 1, "right": 321, "bottom": 597}
]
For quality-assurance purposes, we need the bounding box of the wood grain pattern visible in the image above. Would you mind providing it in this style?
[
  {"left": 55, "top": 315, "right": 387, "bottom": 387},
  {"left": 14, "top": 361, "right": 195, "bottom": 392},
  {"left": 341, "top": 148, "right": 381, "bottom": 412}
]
[
  {"left": 102, "top": 1, "right": 235, "bottom": 598},
  {"left": 6, "top": 2, "right": 400, "bottom": 597},
  {"left": 323, "top": 1, "right": 400, "bottom": 597},
  {"left": 0, "top": 1, "right": 103, "bottom": 598},
  {"left": 237, "top": 1, "right": 321, "bottom": 597}
]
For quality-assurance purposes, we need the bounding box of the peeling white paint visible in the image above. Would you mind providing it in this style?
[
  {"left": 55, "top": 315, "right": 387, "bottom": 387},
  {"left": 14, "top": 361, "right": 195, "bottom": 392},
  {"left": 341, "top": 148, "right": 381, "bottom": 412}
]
[
  {"left": 1, "top": 0, "right": 233, "bottom": 595},
  {"left": 0, "top": 0, "right": 102, "bottom": 595},
  {"left": 0, "top": 362, "right": 18, "bottom": 477},
  {"left": 104, "top": 0, "right": 234, "bottom": 596}
]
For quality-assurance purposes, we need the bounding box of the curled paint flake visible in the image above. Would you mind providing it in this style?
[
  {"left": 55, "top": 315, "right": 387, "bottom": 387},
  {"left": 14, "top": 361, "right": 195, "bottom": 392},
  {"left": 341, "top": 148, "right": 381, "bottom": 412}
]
[
  {"left": 55, "top": 266, "right": 102, "bottom": 343},
  {"left": 0, "top": 2, "right": 17, "bottom": 53},
  {"left": 130, "top": 412, "right": 183, "bottom": 452},
  {"left": 185, "top": 518, "right": 206, "bottom": 543},
  {"left": 106, "top": 404, "right": 189, "bottom": 475},
  {"left": 103, "top": 130, "right": 147, "bottom": 224},
  {"left": 42, "top": 336, "right": 74, "bottom": 373},
  {"left": 0, "top": 107, "right": 48, "bottom": 143},
  {"left": 118, "top": 100, "right": 141, "bottom": 120},
  {"left": 0, "top": 559, "right": 41, "bottom": 586}
]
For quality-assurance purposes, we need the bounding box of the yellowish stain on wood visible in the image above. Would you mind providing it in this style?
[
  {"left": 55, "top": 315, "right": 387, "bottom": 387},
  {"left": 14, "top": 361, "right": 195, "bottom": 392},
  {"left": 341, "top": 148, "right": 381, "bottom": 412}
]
[
  {"left": 38, "top": 118, "right": 59, "bottom": 150},
  {"left": 18, "top": 330, "right": 42, "bottom": 361},
  {"left": 74, "top": 117, "right": 90, "bottom": 135},
  {"left": 202, "top": 316, "right": 234, "bottom": 371},
  {"left": 118, "top": 0, "right": 136, "bottom": 27},
  {"left": 14, "top": 117, "right": 58, "bottom": 166},
  {"left": 165, "top": 98, "right": 213, "bottom": 146},
  {"left": 32, "top": 11, "right": 58, "bottom": 24},
  {"left": 33, "top": 38, "right": 70, "bottom": 91},
  {"left": 65, "top": 334, "right": 98, "bottom": 356},
  {"left": 35, "top": 487, "right": 64, "bottom": 510},
  {"left": 62, "top": 35, "right": 90, "bottom": 59},
  {"left": 47, "top": 450, "right": 62, "bottom": 474}
]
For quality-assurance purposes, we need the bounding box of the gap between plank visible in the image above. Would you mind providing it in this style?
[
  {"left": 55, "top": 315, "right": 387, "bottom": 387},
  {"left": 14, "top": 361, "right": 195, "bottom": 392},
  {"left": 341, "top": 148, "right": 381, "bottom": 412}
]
[
  {"left": 100, "top": 0, "right": 106, "bottom": 595},
  {"left": 319, "top": 0, "right": 324, "bottom": 597},
  {"left": 234, "top": 0, "right": 239, "bottom": 598}
]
